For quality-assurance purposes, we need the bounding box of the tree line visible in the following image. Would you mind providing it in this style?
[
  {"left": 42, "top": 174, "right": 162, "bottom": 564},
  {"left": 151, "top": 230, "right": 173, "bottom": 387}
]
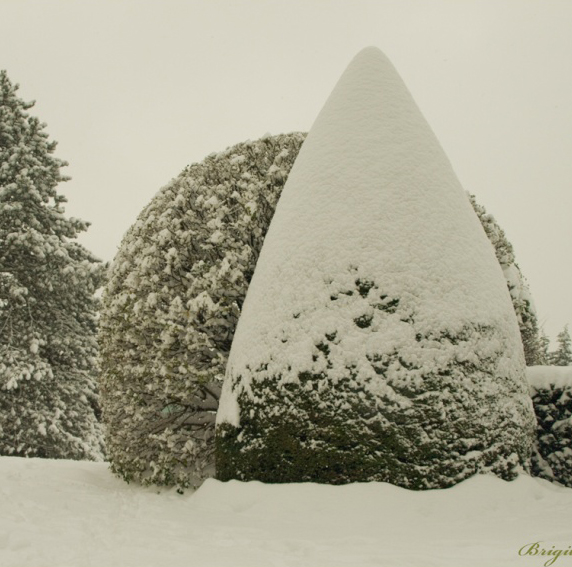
[{"left": 0, "top": 69, "right": 570, "bottom": 480}]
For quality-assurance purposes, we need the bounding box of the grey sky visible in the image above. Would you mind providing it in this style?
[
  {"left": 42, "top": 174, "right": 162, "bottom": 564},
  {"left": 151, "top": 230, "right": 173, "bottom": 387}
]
[{"left": 1, "top": 0, "right": 571, "bottom": 342}]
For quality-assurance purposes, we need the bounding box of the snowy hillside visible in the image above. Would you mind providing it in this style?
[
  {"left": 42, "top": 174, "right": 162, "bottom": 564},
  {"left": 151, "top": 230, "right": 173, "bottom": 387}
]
[{"left": 1, "top": 456, "right": 572, "bottom": 567}]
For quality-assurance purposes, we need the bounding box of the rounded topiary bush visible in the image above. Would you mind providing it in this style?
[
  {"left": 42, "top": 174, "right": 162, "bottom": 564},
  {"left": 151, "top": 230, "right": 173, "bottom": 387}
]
[
  {"left": 469, "top": 195, "right": 542, "bottom": 366},
  {"left": 99, "top": 133, "right": 305, "bottom": 487}
]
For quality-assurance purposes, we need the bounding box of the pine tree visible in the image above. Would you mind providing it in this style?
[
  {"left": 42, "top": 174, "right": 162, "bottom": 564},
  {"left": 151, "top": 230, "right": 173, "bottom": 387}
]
[
  {"left": 0, "top": 70, "right": 105, "bottom": 459},
  {"left": 216, "top": 48, "right": 535, "bottom": 488},
  {"left": 538, "top": 330, "right": 551, "bottom": 365},
  {"left": 551, "top": 326, "right": 572, "bottom": 366}
]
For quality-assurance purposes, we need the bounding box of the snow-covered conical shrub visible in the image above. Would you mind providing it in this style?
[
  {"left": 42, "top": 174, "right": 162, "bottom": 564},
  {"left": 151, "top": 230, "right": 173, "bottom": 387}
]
[
  {"left": 99, "top": 133, "right": 305, "bottom": 487},
  {"left": 216, "top": 47, "right": 536, "bottom": 488}
]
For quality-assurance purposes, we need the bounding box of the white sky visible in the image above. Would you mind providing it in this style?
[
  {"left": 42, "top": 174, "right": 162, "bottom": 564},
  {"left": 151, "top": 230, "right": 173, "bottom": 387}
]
[{"left": 1, "top": 0, "right": 571, "bottom": 342}]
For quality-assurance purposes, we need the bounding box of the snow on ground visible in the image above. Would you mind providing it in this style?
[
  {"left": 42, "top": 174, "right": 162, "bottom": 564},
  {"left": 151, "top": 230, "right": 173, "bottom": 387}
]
[{"left": 1, "top": 457, "right": 572, "bottom": 567}]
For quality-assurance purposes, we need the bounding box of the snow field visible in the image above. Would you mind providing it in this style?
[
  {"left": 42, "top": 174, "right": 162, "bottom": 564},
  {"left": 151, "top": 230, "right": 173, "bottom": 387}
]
[{"left": 1, "top": 457, "right": 572, "bottom": 567}]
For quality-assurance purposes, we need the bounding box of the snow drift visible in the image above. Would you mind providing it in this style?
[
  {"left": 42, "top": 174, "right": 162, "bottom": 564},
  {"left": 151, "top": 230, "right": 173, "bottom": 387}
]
[{"left": 1, "top": 457, "right": 571, "bottom": 567}]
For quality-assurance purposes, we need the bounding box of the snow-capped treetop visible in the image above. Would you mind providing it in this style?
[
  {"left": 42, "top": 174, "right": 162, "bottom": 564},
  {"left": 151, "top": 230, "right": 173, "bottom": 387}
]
[
  {"left": 551, "top": 326, "right": 572, "bottom": 367},
  {"left": 218, "top": 47, "right": 523, "bottom": 428}
]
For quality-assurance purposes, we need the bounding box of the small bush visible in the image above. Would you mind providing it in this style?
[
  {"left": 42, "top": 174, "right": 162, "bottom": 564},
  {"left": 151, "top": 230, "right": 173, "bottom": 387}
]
[{"left": 529, "top": 366, "right": 572, "bottom": 487}]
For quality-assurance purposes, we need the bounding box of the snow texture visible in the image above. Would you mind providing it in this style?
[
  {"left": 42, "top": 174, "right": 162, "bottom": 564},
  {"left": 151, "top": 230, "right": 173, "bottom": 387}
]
[
  {"left": 99, "top": 135, "right": 538, "bottom": 489},
  {"left": 217, "top": 47, "right": 535, "bottom": 486},
  {"left": 1, "top": 457, "right": 572, "bottom": 567}
]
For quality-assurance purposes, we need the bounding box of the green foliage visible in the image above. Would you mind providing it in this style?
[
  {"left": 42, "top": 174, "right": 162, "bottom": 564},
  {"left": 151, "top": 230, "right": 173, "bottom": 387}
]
[
  {"left": 101, "top": 133, "right": 538, "bottom": 487},
  {"left": 0, "top": 70, "right": 105, "bottom": 459},
  {"left": 530, "top": 372, "right": 572, "bottom": 487},
  {"left": 538, "top": 330, "right": 552, "bottom": 365}
]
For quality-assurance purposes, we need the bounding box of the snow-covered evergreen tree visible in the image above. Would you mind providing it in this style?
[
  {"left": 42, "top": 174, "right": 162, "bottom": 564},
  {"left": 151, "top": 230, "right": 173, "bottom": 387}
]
[
  {"left": 216, "top": 48, "right": 535, "bottom": 488},
  {"left": 0, "top": 70, "right": 105, "bottom": 460},
  {"left": 538, "top": 330, "right": 551, "bottom": 366},
  {"left": 99, "top": 133, "right": 305, "bottom": 487},
  {"left": 551, "top": 326, "right": 572, "bottom": 366},
  {"left": 468, "top": 195, "right": 542, "bottom": 366}
]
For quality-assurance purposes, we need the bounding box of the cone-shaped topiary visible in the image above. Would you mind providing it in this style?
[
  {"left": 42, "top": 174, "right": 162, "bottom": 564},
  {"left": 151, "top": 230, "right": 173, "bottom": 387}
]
[{"left": 216, "top": 47, "right": 536, "bottom": 488}]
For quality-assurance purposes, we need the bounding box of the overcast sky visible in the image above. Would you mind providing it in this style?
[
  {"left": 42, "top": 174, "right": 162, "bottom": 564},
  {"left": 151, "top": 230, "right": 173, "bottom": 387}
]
[{"left": 1, "top": 0, "right": 571, "bottom": 342}]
